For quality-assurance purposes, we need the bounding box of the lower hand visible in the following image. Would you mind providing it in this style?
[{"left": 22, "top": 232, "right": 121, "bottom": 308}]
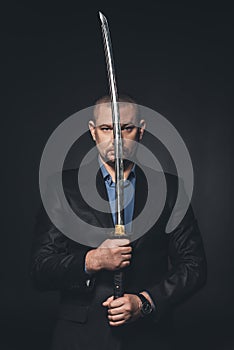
[{"left": 102, "top": 293, "right": 142, "bottom": 327}]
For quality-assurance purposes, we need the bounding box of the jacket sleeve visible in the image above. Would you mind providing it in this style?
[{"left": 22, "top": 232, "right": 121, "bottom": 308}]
[
  {"left": 30, "top": 173, "right": 96, "bottom": 293},
  {"left": 147, "top": 179, "right": 207, "bottom": 322}
]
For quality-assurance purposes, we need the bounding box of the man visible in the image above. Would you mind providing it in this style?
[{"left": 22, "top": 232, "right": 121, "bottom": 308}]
[{"left": 31, "top": 96, "right": 206, "bottom": 350}]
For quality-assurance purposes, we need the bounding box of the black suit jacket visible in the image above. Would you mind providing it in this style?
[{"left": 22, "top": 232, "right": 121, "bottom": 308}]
[{"left": 31, "top": 160, "right": 207, "bottom": 350}]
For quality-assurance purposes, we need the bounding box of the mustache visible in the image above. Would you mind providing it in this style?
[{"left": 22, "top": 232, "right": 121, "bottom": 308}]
[
  {"left": 106, "top": 159, "right": 135, "bottom": 169},
  {"left": 106, "top": 146, "right": 132, "bottom": 153}
]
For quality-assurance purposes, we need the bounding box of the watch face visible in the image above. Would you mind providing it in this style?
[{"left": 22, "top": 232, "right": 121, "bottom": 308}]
[{"left": 142, "top": 301, "right": 153, "bottom": 315}]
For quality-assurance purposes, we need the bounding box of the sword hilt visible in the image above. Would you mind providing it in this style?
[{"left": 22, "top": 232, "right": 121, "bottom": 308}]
[
  {"left": 113, "top": 271, "right": 124, "bottom": 298},
  {"left": 112, "top": 224, "right": 128, "bottom": 299}
]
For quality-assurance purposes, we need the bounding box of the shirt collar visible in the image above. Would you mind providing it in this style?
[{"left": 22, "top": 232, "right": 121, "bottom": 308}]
[{"left": 98, "top": 156, "right": 136, "bottom": 182}]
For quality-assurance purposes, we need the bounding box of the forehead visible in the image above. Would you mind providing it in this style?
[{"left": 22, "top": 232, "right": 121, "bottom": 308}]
[{"left": 94, "top": 103, "right": 137, "bottom": 126}]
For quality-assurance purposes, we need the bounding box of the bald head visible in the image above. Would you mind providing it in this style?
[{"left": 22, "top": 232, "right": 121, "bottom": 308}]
[{"left": 92, "top": 95, "right": 140, "bottom": 125}]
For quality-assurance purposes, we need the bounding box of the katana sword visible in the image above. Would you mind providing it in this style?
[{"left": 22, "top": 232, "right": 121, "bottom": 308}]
[{"left": 99, "top": 11, "right": 126, "bottom": 298}]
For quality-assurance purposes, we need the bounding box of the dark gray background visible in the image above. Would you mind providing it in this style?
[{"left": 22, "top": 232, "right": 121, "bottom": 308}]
[{"left": 2, "top": 1, "right": 233, "bottom": 349}]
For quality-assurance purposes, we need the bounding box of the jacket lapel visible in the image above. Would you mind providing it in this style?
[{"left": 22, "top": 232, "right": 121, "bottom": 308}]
[
  {"left": 94, "top": 168, "right": 114, "bottom": 228},
  {"left": 133, "top": 165, "right": 148, "bottom": 220}
]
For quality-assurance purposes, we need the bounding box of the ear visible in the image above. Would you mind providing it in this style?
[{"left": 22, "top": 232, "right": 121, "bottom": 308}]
[
  {"left": 88, "top": 120, "right": 96, "bottom": 141},
  {"left": 138, "top": 119, "right": 146, "bottom": 141}
]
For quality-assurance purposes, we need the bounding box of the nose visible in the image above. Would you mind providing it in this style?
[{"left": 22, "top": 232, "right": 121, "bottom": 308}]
[{"left": 111, "top": 130, "right": 115, "bottom": 144}]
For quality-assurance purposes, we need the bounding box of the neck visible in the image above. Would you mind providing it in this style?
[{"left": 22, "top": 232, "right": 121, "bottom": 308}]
[{"left": 99, "top": 157, "right": 134, "bottom": 182}]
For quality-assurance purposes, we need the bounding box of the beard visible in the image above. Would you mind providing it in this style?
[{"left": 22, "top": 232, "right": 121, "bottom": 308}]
[
  {"left": 104, "top": 157, "right": 135, "bottom": 170},
  {"left": 99, "top": 142, "right": 138, "bottom": 168}
]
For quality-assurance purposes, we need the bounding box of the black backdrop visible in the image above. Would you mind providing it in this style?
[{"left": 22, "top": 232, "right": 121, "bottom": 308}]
[{"left": 2, "top": 1, "right": 233, "bottom": 349}]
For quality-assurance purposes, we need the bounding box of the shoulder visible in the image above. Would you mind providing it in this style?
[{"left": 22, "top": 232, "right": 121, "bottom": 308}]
[
  {"left": 62, "top": 159, "right": 100, "bottom": 190},
  {"left": 135, "top": 164, "right": 180, "bottom": 217},
  {"left": 135, "top": 164, "right": 178, "bottom": 192}
]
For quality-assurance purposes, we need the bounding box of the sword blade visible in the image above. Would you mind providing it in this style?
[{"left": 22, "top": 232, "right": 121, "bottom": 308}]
[{"left": 99, "top": 11, "right": 125, "bottom": 233}]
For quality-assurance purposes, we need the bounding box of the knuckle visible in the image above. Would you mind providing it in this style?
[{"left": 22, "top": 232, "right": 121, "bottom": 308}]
[
  {"left": 124, "top": 313, "right": 129, "bottom": 320},
  {"left": 112, "top": 248, "right": 119, "bottom": 256},
  {"left": 126, "top": 305, "right": 131, "bottom": 312}
]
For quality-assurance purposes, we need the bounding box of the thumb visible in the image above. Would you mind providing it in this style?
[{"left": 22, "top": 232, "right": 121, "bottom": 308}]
[{"left": 102, "top": 296, "right": 114, "bottom": 306}]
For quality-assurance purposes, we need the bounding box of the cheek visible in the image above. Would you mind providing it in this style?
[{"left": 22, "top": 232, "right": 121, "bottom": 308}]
[
  {"left": 95, "top": 134, "right": 112, "bottom": 147},
  {"left": 123, "top": 131, "right": 139, "bottom": 142},
  {"left": 123, "top": 139, "right": 137, "bottom": 153}
]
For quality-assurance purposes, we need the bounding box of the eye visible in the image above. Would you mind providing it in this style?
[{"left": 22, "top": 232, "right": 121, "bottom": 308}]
[
  {"left": 122, "top": 125, "right": 135, "bottom": 132},
  {"left": 101, "top": 127, "right": 112, "bottom": 131}
]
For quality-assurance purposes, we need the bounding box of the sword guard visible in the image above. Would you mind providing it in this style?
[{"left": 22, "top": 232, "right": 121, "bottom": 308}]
[
  {"left": 110, "top": 225, "right": 130, "bottom": 239},
  {"left": 114, "top": 224, "right": 125, "bottom": 236}
]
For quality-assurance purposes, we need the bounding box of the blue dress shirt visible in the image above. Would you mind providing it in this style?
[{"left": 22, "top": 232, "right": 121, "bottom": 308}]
[{"left": 100, "top": 162, "right": 136, "bottom": 233}]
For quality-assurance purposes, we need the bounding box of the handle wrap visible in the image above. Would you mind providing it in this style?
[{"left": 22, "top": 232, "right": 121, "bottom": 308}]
[{"left": 114, "top": 271, "right": 124, "bottom": 298}]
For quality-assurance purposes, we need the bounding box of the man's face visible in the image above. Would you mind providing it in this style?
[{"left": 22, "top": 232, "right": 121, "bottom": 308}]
[{"left": 89, "top": 103, "right": 145, "bottom": 164}]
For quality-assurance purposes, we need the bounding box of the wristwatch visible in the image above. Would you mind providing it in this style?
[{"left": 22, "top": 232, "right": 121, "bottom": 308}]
[{"left": 137, "top": 293, "right": 153, "bottom": 317}]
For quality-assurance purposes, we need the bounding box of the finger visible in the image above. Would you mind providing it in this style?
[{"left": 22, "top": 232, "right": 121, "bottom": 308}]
[
  {"left": 121, "top": 254, "right": 131, "bottom": 260},
  {"left": 109, "top": 319, "right": 126, "bottom": 327},
  {"left": 108, "top": 306, "right": 125, "bottom": 315},
  {"left": 120, "top": 261, "right": 130, "bottom": 268},
  {"left": 108, "top": 313, "right": 125, "bottom": 322},
  {"left": 115, "top": 239, "right": 130, "bottom": 246},
  {"left": 120, "top": 247, "right": 132, "bottom": 254}
]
